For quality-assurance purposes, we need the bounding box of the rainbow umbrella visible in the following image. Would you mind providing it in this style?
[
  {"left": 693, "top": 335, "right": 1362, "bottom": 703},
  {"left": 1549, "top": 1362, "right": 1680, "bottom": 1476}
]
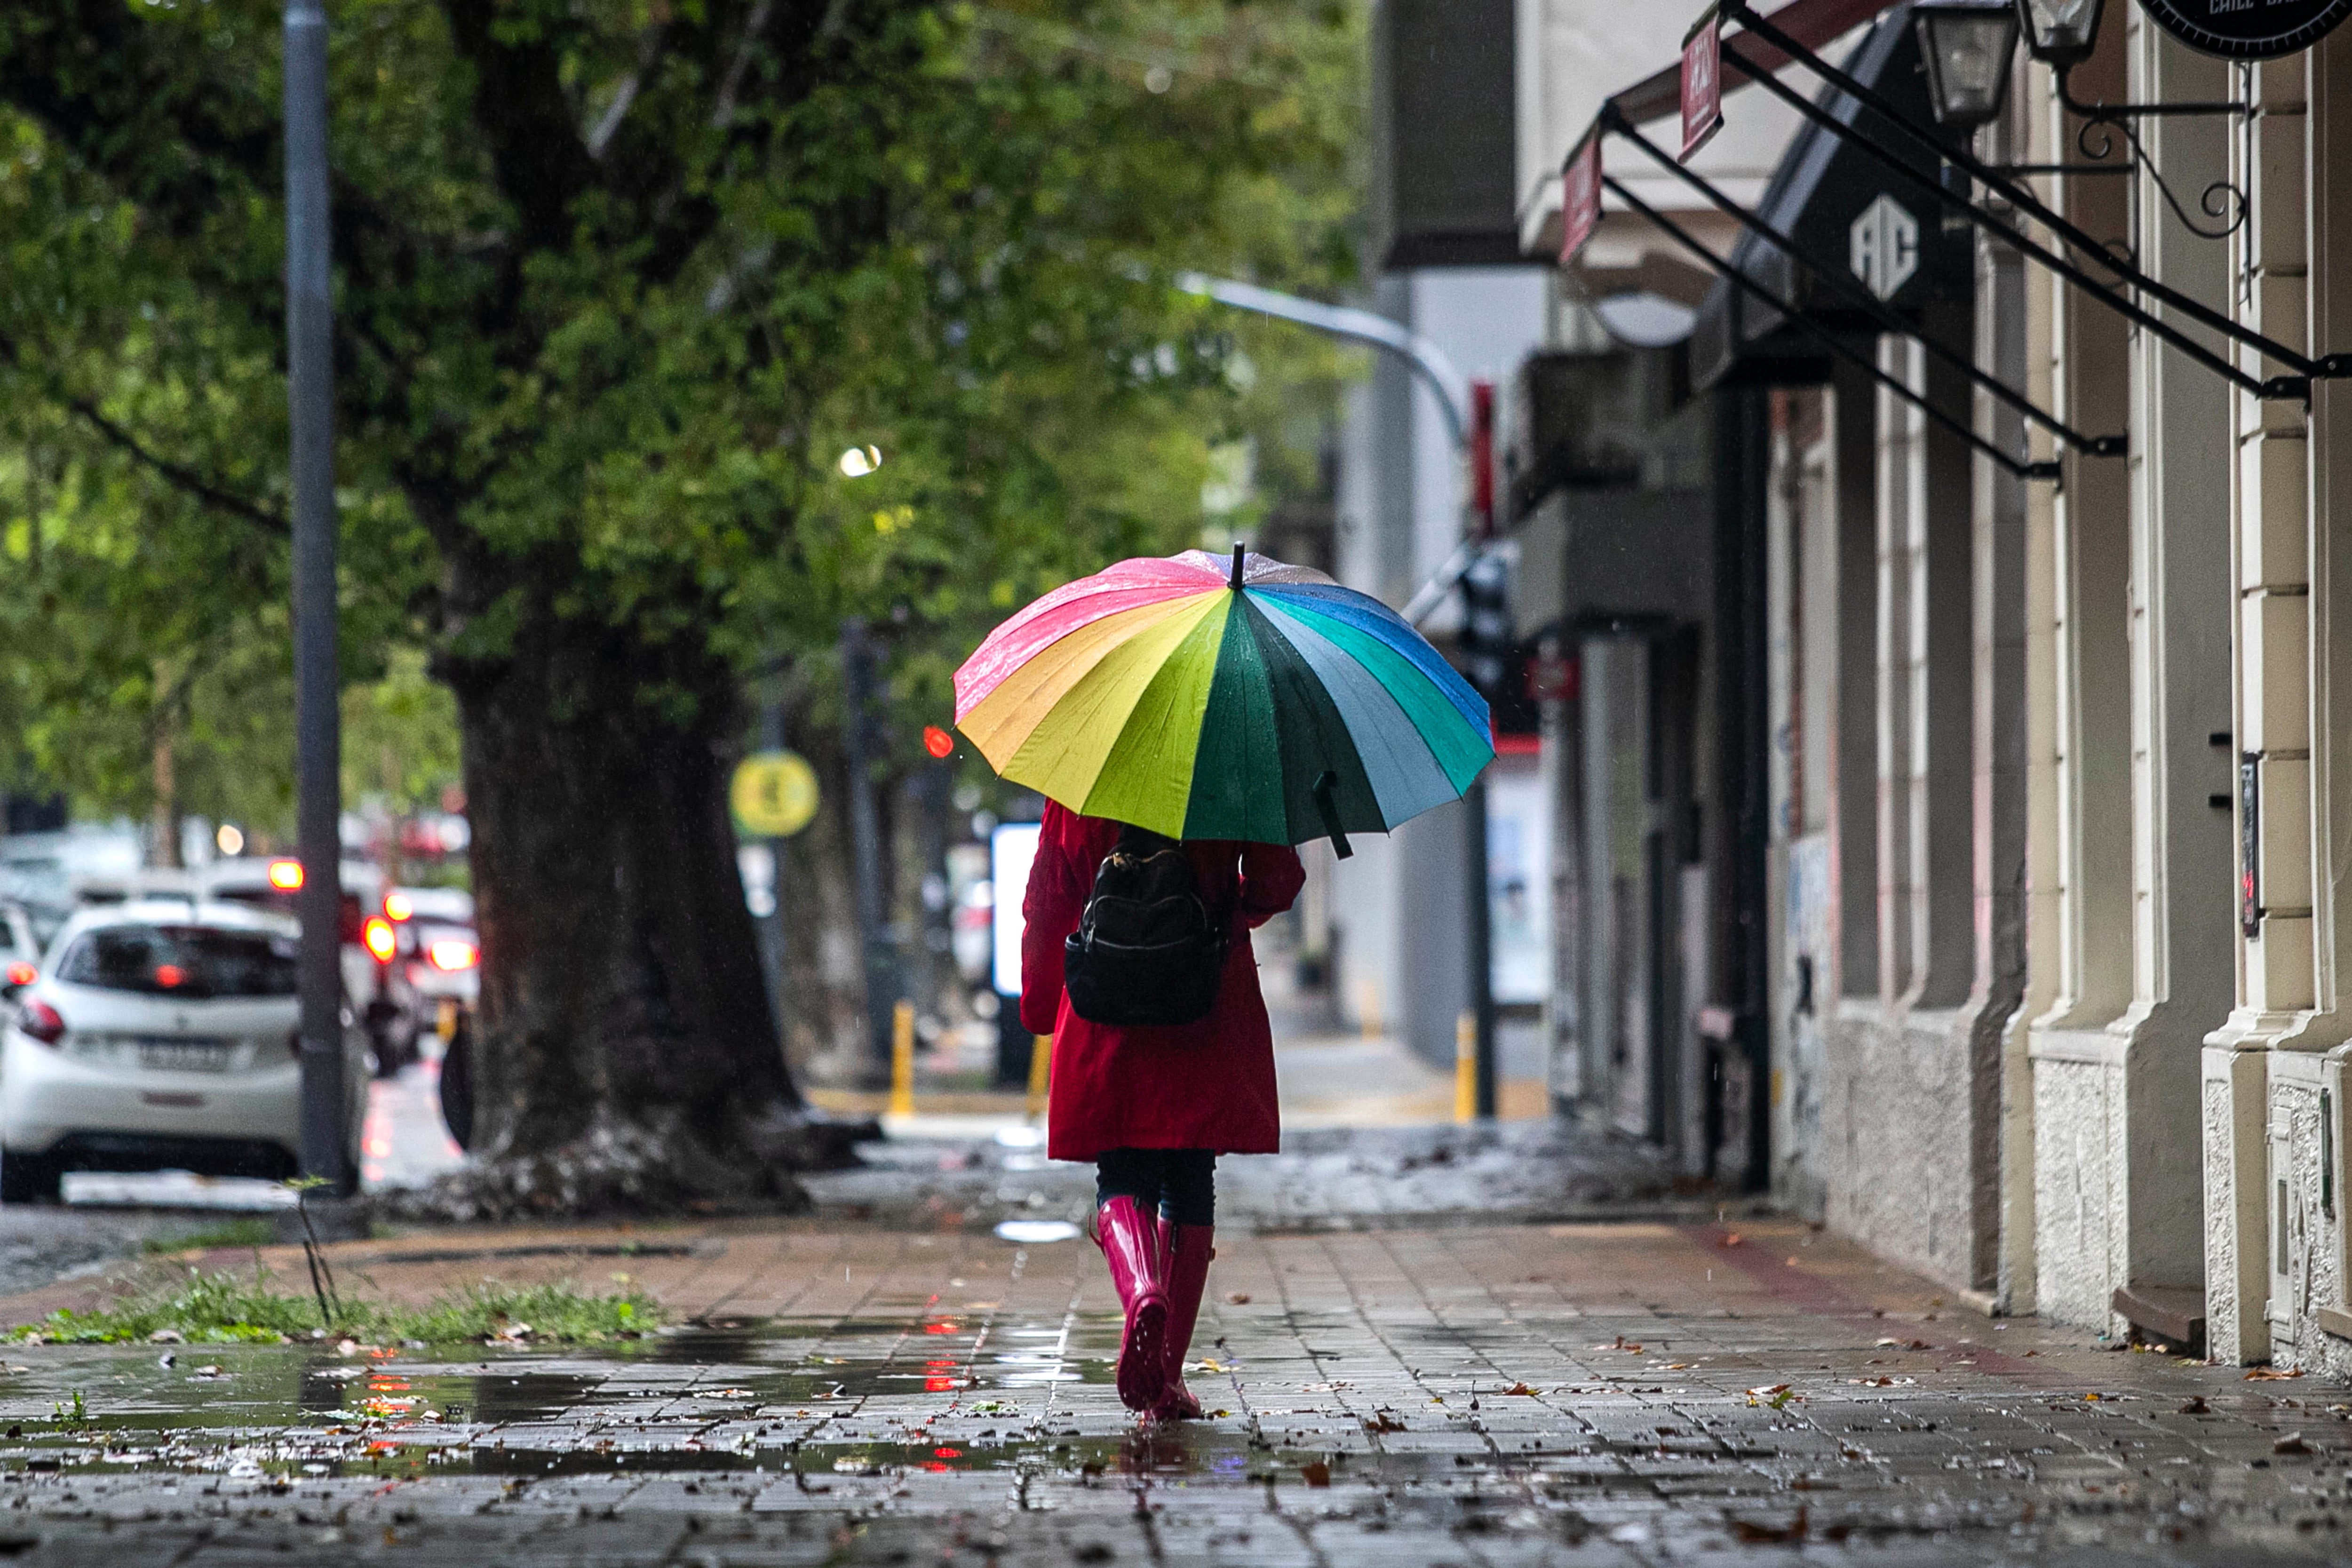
[{"left": 953, "top": 547, "right": 1492, "bottom": 854}]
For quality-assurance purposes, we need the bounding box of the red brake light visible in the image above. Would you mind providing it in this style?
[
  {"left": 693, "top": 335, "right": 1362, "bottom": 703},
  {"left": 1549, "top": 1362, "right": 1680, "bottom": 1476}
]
[
  {"left": 427, "top": 939, "right": 478, "bottom": 972},
  {"left": 18, "top": 1000, "right": 64, "bottom": 1046},
  {"left": 154, "top": 964, "right": 186, "bottom": 989},
  {"left": 3, "top": 962, "right": 32, "bottom": 988},
  {"left": 267, "top": 859, "right": 304, "bottom": 891},
  {"left": 363, "top": 917, "right": 398, "bottom": 962}
]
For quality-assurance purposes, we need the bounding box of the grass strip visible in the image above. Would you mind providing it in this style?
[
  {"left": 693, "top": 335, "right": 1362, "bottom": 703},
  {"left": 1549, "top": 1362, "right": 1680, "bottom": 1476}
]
[{"left": 6, "top": 1262, "right": 660, "bottom": 1346}]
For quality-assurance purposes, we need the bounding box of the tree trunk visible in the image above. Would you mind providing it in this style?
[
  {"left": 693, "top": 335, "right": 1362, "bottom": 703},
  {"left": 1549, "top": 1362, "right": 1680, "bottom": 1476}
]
[
  {"left": 150, "top": 723, "right": 181, "bottom": 870},
  {"left": 425, "top": 574, "right": 831, "bottom": 1218}
]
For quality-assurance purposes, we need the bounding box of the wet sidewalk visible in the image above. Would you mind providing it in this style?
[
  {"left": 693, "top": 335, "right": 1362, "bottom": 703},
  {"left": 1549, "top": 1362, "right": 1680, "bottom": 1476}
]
[{"left": 0, "top": 1213, "right": 2342, "bottom": 1563}]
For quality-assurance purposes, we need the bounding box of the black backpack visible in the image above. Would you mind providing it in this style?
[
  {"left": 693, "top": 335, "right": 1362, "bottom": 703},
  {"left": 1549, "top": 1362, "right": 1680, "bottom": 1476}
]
[{"left": 1063, "top": 823, "right": 1230, "bottom": 1027}]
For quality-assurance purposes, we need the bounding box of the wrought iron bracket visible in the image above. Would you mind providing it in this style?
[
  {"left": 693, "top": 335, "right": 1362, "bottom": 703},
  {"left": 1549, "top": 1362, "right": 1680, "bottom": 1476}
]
[
  {"left": 2052, "top": 66, "right": 2249, "bottom": 242},
  {"left": 2055, "top": 68, "right": 2245, "bottom": 122}
]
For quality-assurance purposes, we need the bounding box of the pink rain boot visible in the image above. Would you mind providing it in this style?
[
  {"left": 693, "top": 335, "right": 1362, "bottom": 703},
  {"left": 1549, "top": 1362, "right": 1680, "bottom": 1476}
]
[
  {"left": 1094, "top": 1196, "right": 1169, "bottom": 1412},
  {"left": 1154, "top": 1225, "right": 1213, "bottom": 1419}
]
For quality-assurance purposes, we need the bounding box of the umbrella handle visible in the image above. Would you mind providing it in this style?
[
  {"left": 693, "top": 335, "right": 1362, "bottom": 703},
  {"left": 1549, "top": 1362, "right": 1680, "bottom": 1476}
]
[
  {"left": 1230, "top": 542, "right": 1246, "bottom": 590},
  {"left": 1312, "top": 771, "right": 1352, "bottom": 860}
]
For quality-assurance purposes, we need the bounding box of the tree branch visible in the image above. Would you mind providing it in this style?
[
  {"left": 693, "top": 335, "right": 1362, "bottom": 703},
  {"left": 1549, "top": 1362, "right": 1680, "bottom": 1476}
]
[{"left": 0, "top": 330, "right": 286, "bottom": 537}]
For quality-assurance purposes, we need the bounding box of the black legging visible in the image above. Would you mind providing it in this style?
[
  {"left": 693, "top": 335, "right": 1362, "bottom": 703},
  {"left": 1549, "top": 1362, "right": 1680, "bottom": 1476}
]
[{"left": 1096, "top": 1147, "right": 1216, "bottom": 1228}]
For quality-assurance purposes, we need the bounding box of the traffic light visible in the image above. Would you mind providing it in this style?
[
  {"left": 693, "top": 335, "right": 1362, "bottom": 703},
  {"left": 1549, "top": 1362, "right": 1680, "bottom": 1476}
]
[{"left": 1458, "top": 547, "right": 1512, "bottom": 702}]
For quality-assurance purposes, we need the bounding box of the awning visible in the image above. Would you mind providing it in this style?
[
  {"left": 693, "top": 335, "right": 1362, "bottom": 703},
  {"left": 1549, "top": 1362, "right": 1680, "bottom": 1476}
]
[{"left": 1686, "top": 8, "right": 1968, "bottom": 390}]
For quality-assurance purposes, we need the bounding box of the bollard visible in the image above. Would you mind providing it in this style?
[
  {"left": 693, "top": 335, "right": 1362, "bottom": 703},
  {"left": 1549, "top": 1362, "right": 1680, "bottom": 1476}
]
[
  {"left": 1455, "top": 1010, "right": 1476, "bottom": 1124},
  {"left": 889, "top": 1000, "right": 916, "bottom": 1118},
  {"left": 1027, "top": 1033, "right": 1052, "bottom": 1119}
]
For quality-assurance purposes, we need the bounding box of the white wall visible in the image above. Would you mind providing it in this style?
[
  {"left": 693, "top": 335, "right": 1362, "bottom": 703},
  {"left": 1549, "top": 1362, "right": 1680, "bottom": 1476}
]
[
  {"left": 1329, "top": 266, "right": 1550, "bottom": 1060},
  {"left": 1513, "top": 0, "right": 1811, "bottom": 256}
]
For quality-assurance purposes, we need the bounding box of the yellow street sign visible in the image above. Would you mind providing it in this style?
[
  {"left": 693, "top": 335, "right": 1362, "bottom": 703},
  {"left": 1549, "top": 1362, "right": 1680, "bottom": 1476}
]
[{"left": 731, "top": 750, "right": 819, "bottom": 837}]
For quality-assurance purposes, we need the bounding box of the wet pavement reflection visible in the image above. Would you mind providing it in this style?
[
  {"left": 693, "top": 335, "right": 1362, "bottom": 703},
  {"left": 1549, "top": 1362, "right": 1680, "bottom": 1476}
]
[{"left": 0, "top": 1220, "right": 2346, "bottom": 1563}]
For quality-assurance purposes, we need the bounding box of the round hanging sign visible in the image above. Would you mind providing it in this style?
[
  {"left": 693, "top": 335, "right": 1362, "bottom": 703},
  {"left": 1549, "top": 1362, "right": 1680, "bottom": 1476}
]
[
  {"left": 731, "top": 750, "right": 819, "bottom": 837},
  {"left": 2135, "top": 0, "right": 2352, "bottom": 58}
]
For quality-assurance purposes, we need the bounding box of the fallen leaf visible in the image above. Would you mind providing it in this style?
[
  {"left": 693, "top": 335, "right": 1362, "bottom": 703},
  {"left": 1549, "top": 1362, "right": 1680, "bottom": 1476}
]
[
  {"left": 1363, "top": 1411, "right": 1406, "bottom": 1434},
  {"left": 1224, "top": 1292, "right": 1251, "bottom": 1305},
  {"left": 1722, "top": 1232, "right": 1745, "bottom": 1247},
  {"left": 2179, "top": 1397, "right": 2210, "bottom": 1414},
  {"left": 2246, "top": 1368, "right": 2306, "bottom": 1381},
  {"left": 1730, "top": 1508, "right": 1807, "bottom": 1544},
  {"left": 1786, "top": 1257, "right": 1801, "bottom": 1267},
  {"left": 1300, "top": 1461, "right": 1331, "bottom": 1487},
  {"left": 2274, "top": 1433, "right": 2311, "bottom": 1456},
  {"left": 1501, "top": 1383, "right": 1539, "bottom": 1396}
]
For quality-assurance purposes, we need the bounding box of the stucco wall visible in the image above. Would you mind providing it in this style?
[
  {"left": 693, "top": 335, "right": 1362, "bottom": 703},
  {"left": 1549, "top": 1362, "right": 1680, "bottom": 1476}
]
[
  {"left": 2270, "top": 1065, "right": 2347, "bottom": 1376},
  {"left": 2030, "top": 1050, "right": 2126, "bottom": 1334},
  {"left": 1820, "top": 1003, "right": 1980, "bottom": 1291}
]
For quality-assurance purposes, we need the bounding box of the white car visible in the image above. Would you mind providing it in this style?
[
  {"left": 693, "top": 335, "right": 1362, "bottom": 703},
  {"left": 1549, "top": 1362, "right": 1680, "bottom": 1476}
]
[{"left": 0, "top": 900, "right": 366, "bottom": 1203}]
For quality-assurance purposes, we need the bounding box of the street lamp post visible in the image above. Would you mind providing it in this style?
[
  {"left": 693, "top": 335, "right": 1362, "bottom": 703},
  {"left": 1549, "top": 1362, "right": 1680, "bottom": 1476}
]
[
  {"left": 840, "top": 618, "right": 898, "bottom": 1082},
  {"left": 285, "top": 1, "right": 348, "bottom": 1192}
]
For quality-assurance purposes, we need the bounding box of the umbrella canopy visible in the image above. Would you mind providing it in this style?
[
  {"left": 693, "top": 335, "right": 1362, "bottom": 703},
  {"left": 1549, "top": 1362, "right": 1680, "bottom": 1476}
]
[{"left": 953, "top": 547, "right": 1492, "bottom": 849}]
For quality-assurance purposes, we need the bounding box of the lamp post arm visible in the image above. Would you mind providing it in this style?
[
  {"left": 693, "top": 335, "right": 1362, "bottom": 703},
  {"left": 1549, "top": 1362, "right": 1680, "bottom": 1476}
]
[{"left": 1174, "top": 272, "right": 1472, "bottom": 448}]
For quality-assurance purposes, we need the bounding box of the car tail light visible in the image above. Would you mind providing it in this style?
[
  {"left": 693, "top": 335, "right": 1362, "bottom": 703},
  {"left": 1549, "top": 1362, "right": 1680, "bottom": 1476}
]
[
  {"left": 154, "top": 964, "right": 186, "bottom": 989},
  {"left": 267, "top": 859, "right": 304, "bottom": 891},
  {"left": 427, "top": 939, "right": 478, "bottom": 972},
  {"left": 18, "top": 1000, "right": 64, "bottom": 1046},
  {"left": 363, "top": 917, "right": 397, "bottom": 962},
  {"left": 3, "top": 962, "right": 32, "bottom": 987},
  {"left": 383, "top": 892, "right": 413, "bottom": 922}
]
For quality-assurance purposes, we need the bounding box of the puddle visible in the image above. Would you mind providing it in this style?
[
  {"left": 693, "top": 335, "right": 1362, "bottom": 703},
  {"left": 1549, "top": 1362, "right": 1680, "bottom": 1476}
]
[{"left": 0, "top": 1306, "right": 1570, "bottom": 1494}]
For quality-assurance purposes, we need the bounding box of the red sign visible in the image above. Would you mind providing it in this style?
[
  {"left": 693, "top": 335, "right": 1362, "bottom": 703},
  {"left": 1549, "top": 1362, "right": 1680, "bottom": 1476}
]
[
  {"left": 1680, "top": 13, "right": 1724, "bottom": 161},
  {"left": 1469, "top": 380, "right": 1495, "bottom": 532},
  {"left": 1558, "top": 134, "right": 1601, "bottom": 264}
]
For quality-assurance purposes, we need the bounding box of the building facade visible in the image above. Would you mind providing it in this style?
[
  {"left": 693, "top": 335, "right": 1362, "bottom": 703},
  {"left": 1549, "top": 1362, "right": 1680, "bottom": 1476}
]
[{"left": 1470, "top": 0, "right": 2352, "bottom": 1366}]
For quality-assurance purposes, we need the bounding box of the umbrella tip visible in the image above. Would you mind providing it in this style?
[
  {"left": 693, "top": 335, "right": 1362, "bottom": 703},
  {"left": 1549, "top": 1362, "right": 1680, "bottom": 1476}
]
[{"left": 1230, "top": 542, "right": 1246, "bottom": 590}]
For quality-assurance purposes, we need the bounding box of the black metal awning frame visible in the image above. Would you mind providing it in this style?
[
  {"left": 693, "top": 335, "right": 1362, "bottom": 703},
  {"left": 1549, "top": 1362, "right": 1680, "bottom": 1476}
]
[
  {"left": 1601, "top": 173, "right": 2059, "bottom": 480},
  {"left": 1714, "top": 0, "right": 2349, "bottom": 402},
  {"left": 1598, "top": 102, "right": 2124, "bottom": 463}
]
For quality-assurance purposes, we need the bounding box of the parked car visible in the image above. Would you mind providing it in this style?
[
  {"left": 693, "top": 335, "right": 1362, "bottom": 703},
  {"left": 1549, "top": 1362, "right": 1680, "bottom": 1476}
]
[
  {"left": 390, "top": 895, "right": 480, "bottom": 1150},
  {"left": 360, "top": 886, "right": 476, "bottom": 1079},
  {"left": 191, "top": 857, "right": 418, "bottom": 1075},
  {"left": 0, "top": 900, "right": 367, "bottom": 1202}
]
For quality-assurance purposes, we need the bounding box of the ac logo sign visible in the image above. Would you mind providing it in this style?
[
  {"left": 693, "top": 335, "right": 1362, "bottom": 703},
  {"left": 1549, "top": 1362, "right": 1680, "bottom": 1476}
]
[{"left": 1849, "top": 194, "right": 1918, "bottom": 303}]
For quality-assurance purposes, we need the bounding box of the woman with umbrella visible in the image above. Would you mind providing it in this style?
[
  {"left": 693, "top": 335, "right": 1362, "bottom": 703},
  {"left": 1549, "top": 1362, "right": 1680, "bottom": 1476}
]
[{"left": 954, "top": 546, "right": 1492, "bottom": 1419}]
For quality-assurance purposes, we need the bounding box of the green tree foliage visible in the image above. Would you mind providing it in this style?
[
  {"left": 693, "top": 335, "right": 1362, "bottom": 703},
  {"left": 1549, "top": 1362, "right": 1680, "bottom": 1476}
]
[{"left": 0, "top": 0, "right": 1362, "bottom": 1209}]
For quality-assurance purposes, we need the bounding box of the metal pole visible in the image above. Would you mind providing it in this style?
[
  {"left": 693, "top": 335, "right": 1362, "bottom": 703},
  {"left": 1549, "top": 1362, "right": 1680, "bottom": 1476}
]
[
  {"left": 285, "top": 0, "right": 347, "bottom": 1193},
  {"left": 840, "top": 618, "right": 895, "bottom": 1081},
  {"left": 1465, "top": 776, "right": 1496, "bottom": 1119},
  {"left": 754, "top": 682, "right": 789, "bottom": 1041}
]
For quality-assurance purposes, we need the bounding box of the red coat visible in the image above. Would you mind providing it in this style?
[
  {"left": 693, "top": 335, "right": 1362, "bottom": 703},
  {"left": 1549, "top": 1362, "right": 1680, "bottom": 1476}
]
[{"left": 1020, "top": 803, "right": 1305, "bottom": 1161}]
